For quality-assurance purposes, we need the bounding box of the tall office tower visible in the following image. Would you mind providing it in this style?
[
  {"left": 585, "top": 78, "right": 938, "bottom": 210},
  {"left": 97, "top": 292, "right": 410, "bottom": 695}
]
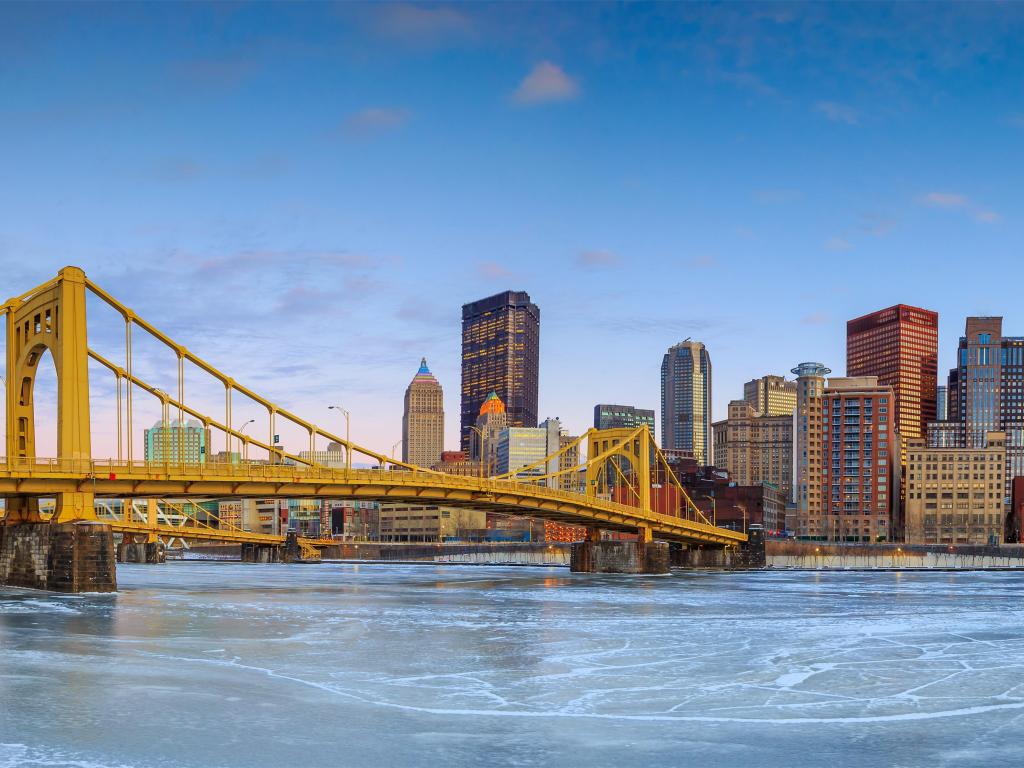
[
  {"left": 950, "top": 317, "right": 1024, "bottom": 487},
  {"left": 936, "top": 385, "right": 948, "bottom": 421},
  {"left": 473, "top": 391, "right": 508, "bottom": 474},
  {"left": 905, "top": 431, "right": 1006, "bottom": 545},
  {"left": 402, "top": 358, "right": 444, "bottom": 468},
  {"left": 144, "top": 419, "right": 210, "bottom": 463},
  {"left": 661, "top": 340, "right": 712, "bottom": 463},
  {"left": 846, "top": 305, "right": 938, "bottom": 441},
  {"left": 712, "top": 400, "right": 793, "bottom": 499},
  {"left": 791, "top": 362, "right": 831, "bottom": 537},
  {"left": 460, "top": 291, "right": 540, "bottom": 453},
  {"left": 594, "top": 404, "right": 656, "bottom": 437},
  {"left": 820, "top": 377, "right": 900, "bottom": 542},
  {"left": 742, "top": 375, "right": 797, "bottom": 417},
  {"left": 947, "top": 368, "right": 960, "bottom": 421}
]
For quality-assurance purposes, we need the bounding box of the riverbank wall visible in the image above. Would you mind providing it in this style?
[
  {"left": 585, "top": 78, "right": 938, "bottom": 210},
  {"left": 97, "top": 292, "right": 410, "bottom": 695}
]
[{"left": 766, "top": 540, "right": 1024, "bottom": 569}]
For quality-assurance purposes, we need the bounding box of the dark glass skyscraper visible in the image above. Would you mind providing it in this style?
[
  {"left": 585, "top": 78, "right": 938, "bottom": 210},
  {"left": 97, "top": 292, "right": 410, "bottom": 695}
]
[
  {"left": 661, "top": 340, "right": 712, "bottom": 463},
  {"left": 594, "top": 404, "right": 656, "bottom": 438},
  {"left": 460, "top": 291, "right": 540, "bottom": 453}
]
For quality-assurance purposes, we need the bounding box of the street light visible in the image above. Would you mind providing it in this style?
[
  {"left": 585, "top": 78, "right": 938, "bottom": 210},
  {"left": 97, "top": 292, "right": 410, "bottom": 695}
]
[
  {"left": 235, "top": 418, "right": 255, "bottom": 461},
  {"left": 467, "top": 425, "right": 486, "bottom": 480},
  {"left": 702, "top": 494, "right": 716, "bottom": 526},
  {"left": 391, "top": 439, "right": 403, "bottom": 461},
  {"left": 328, "top": 405, "right": 351, "bottom": 470}
]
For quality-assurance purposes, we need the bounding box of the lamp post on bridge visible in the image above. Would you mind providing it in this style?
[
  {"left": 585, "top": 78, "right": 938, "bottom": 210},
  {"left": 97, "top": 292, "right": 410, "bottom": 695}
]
[
  {"left": 391, "top": 439, "right": 403, "bottom": 462},
  {"left": 467, "top": 425, "right": 486, "bottom": 480},
  {"left": 235, "top": 419, "right": 254, "bottom": 463},
  {"left": 702, "top": 494, "right": 716, "bottom": 526},
  {"left": 328, "top": 405, "right": 351, "bottom": 470}
]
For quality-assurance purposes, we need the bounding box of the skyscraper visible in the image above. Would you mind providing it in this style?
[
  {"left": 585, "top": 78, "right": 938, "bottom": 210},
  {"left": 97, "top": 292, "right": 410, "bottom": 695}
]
[
  {"left": 819, "top": 377, "right": 900, "bottom": 542},
  {"left": 474, "top": 391, "right": 508, "bottom": 474},
  {"left": 594, "top": 404, "right": 656, "bottom": 437},
  {"left": 791, "top": 362, "right": 831, "bottom": 536},
  {"left": 402, "top": 358, "right": 444, "bottom": 468},
  {"left": 460, "top": 291, "right": 540, "bottom": 452},
  {"left": 846, "top": 304, "right": 938, "bottom": 441},
  {"left": 661, "top": 340, "right": 712, "bottom": 463},
  {"left": 936, "top": 385, "right": 948, "bottom": 421},
  {"left": 742, "top": 375, "right": 797, "bottom": 417},
  {"left": 946, "top": 317, "right": 1024, "bottom": 486}
]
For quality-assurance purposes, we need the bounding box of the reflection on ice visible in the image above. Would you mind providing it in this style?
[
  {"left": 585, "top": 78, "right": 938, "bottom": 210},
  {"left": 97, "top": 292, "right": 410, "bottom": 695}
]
[{"left": 3, "top": 565, "right": 1024, "bottom": 767}]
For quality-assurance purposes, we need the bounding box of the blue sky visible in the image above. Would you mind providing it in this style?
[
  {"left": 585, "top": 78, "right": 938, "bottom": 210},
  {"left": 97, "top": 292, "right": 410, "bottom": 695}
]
[{"left": 2, "top": 2, "right": 1023, "bottom": 458}]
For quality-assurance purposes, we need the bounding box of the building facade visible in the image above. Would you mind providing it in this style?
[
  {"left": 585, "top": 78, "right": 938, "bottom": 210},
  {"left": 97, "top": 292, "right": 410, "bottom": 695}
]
[
  {"left": 378, "top": 504, "right": 487, "bottom": 542},
  {"left": 905, "top": 432, "right": 1006, "bottom": 544},
  {"left": 818, "top": 377, "right": 900, "bottom": 542},
  {"left": 791, "top": 363, "right": 831, "bottom": 536},
  {"left": 661, "top": 340, "right": 712, "bottom": 463},
  {"left": 144, "top": 419, "right": 210, "bottom": 463},
  {"left": 495, "top": 417, "right": 576, "bottom": 491},
  {"left": 742, "top": 375, "right": 797, "bottom": 417},
  {"left": 593, "top": 404, "right": 656, "bottom": 438},
  {"left": 460, "top": 291, "right": 540, "bottom": 453},
  {"left": 473, "top": 391, "right": 508, "bottom": 474},
  {"left": 846, "top": 304, "right": 939, "bottom": 442},
  {"left": 402, "top": 358, "right": 444, "bottom": 468},
  {"left": 712, "top": 400, "right": 793, "bottom": 499},
  {"left": 945, "top": 317, "right": 1024, "bottom": 493},
  {"left": 936, "top": 385, "right": 948, "bottom": 421}
]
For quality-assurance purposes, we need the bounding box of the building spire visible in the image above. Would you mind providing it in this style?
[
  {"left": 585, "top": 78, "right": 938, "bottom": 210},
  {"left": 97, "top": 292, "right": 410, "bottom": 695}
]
[{"left": 418, "top": 357, "right": 430, "bottom": 375}]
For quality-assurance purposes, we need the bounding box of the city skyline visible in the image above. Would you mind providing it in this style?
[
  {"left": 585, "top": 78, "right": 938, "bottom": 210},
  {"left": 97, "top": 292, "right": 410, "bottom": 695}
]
[{"left": 3, "top": 3, "right": 1023, "bottom": 458}]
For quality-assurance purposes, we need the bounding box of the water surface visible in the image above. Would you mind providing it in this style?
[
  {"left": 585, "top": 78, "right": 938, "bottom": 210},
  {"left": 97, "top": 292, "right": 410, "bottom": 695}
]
[{"left": 3, "top": 563, "right": 1024, "bottom": 767}]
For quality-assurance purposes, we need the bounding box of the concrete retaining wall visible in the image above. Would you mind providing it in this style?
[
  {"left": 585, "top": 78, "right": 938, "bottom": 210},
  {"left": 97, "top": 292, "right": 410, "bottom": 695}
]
[{"left": 767, "top": 540, "right": 1024, "bottom": 569}]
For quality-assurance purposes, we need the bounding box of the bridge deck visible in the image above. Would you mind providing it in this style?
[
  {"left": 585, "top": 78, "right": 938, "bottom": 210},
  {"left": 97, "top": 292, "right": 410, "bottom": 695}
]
[{"left": 0, "top": 459, "right": 746, "bottom": 547}]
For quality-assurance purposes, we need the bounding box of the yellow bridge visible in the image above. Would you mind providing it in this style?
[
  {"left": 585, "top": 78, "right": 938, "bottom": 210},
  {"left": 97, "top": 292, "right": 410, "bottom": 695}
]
[{"left": 1, "top": 267, "right": 746, "bottom": 556}]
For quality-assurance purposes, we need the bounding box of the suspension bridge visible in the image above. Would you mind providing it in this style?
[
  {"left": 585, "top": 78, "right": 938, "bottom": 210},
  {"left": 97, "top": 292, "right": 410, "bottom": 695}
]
[{"left": 0, "top": 267, "right": 746, "bottom": 590}]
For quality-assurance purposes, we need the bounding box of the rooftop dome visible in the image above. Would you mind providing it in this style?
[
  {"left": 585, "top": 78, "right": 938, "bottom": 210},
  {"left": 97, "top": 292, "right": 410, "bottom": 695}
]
[{"left": 479, "top": 391, "right": 506, "bottom": 416}]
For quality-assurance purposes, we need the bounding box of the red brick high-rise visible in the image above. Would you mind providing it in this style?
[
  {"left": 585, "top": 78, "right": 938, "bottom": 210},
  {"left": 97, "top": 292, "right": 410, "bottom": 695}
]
[{"left": 847, "top": 305, "right": 938, "bottom": 441}]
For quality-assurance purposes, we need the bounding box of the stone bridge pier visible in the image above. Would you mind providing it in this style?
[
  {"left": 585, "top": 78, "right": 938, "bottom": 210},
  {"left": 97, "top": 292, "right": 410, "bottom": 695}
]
[
  {"left": 570, "top": 527, "right": 670, "bottom": 574},
  {"left": 116, "top": 534, "right": 166, "bottom": 564},
  {"left": 241, "top": 541, "right": 282, "bottom": 563},
  {"left": 0, "top": 496, "right": 117, "bottom": 592}
]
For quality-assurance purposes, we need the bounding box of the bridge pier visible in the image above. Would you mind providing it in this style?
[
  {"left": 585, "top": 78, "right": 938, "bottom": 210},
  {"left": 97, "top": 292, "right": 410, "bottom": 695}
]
[
  {"left": 0, "top": 520, "right": 117, "bottom": 592},
  {"left": 570, "top": 535, "right": 669, "bottom": 574},
  {"left": 240, "top": 542, "right": 282, "bottom": 563},
  {"left": 116, "top": 536, "right": 165, "bottom": 564}
]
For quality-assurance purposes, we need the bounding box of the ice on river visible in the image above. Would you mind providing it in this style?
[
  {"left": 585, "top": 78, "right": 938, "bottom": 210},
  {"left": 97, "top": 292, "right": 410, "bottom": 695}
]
[{"left": 3, "top": 563, "right": 1024, "bottom": 767}]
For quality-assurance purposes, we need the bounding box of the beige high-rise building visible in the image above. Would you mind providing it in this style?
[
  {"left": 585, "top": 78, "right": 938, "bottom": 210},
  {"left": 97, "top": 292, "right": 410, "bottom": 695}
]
[
  {"left": 743, "top": 375, "right": 798, "bottom": 417},
  {"left": 712, "top": 400, "right": 792, "bottom": 499},
  {"left": 402, "top": 358, "right": 444, "bottom": 468},
  {"left": 791, "top": 363, "right": 831, "bottom": 537},
  {"left": 905, "top": 432, "right": 1006, "bottom": 545}
]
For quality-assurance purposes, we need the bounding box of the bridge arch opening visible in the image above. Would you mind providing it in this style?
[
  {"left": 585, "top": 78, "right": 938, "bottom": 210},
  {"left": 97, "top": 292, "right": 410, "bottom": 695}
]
[{"left": 18, "top": 343, "right": 59, "bottom": 460}]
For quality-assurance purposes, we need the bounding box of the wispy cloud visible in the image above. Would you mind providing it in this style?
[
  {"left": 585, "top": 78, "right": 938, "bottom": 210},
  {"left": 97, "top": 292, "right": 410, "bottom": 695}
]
[
  {"left": 342, "top": 107, "right": 411, "bottom": 138},
  {"left": 858, "top": 212, "right": 898, "bottom": 236},
  {"left": 918, "top": 191, "right": 1000, "bottom": 223},
  {"left": 575, "top": 249, "right": 619, "bottom": 269},
  {"left": 373, "top": 4, "right": 476, "bottom": 46},
  {"left": 512, "top": 62, "right": 580, "bottom": 105},
  {"left": 815, "top": 100, "right": 858, "bottom": 124},
  {"left": 824, "top": 236, "right": 853, "bottom": 252},
  {"left": 801, "top": 312, "right": 830, "bottom": 325},
  {"left": 477, "top": 261, "right": 514, "bottom": 280}
]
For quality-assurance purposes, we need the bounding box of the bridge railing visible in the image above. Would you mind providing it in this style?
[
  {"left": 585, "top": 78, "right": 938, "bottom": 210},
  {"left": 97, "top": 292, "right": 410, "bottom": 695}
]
[{"left": 0, "top": 456, "right": 745, "bottom": 540}]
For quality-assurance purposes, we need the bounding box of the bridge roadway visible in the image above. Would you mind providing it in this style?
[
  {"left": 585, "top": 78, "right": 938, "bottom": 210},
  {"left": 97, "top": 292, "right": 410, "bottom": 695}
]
[{"left": 0, "top": 458, "right": 747, "bottom": 548}]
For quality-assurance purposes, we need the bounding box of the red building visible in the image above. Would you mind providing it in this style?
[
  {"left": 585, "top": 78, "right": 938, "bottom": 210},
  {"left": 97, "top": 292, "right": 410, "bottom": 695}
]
[
  {"left": 847, "top": 304, "right": 938, "bottom": 441},
  {"left": 820, "top": 378, "right": 900, "bottom": 542}
]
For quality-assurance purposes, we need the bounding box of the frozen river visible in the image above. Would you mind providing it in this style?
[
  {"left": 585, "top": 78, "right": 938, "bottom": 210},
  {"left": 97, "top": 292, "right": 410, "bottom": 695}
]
[{"left": 3, "top": 563, "right": 1024, "bottom": 768}]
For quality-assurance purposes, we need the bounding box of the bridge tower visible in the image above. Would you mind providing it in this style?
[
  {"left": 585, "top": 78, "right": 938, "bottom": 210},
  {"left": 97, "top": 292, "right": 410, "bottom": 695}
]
[
  {"left": 4, "top": 266, "right": 94, "bottom": 521},
  {"left": 1, "top": 267, "right": 114, "bottom": 592}
]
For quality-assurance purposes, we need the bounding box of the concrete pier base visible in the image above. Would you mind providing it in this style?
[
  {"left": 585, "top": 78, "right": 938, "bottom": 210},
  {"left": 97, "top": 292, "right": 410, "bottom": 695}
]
[
  {"left": 282, "top": 531, "right": 301, "bottom": 563},
  {"left": 570, "top": 540, "right": 670, "bottom": 574},
  {"left": 671, "top": 546, "right": 733, "bottom": 568},
  {"left": 240, "top": 542, "right": 282, "bottom": 563},
  {"left": 0, "top": 522, "right": 117, "bottom": 592}
]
